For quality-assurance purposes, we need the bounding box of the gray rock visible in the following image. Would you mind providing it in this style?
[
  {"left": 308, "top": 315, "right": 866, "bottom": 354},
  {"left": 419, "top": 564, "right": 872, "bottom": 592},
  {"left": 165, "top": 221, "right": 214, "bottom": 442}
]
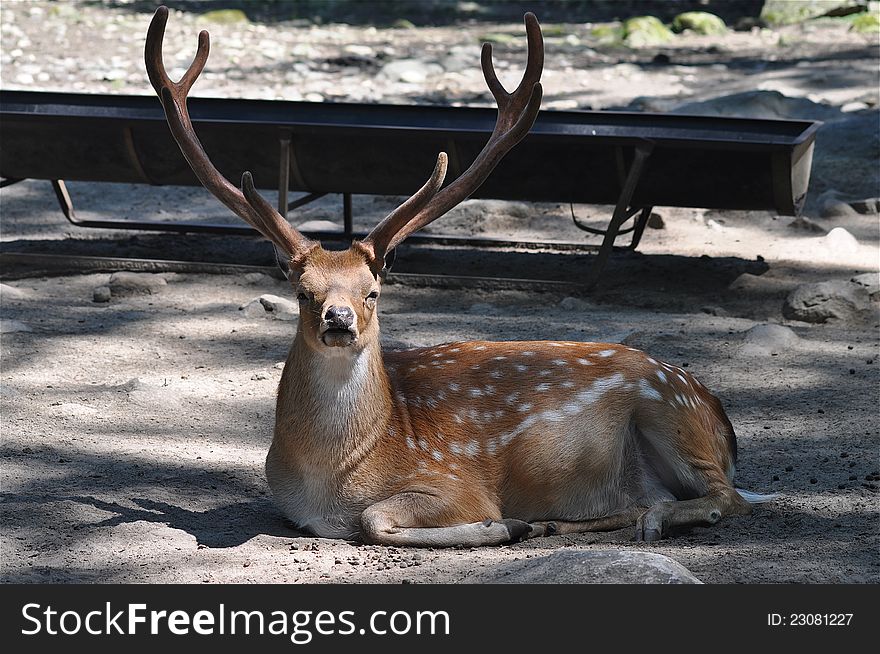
[
  {"left": 241, "top": 294, "right": 298, "bottom": 320},
  {"left": 476, "top": 550, "right": 701, "bottom": 584},
  {"left": 0, "top": 283, "right": 28, "bottom": 301},
  {"left": 701, "top": 305, "right": 730, "bottom": 317},
  {"left": 647, "top": 212, "right": 665, "bottom": 229},
  {"left": 783, "top": 279, "right": 872, "bottom": 323},
  {"left": 787, "top": 217, "right": 826, "bottom": 233},
  {"left": 467, "top": 302, "right": 496, "bottom": 315},
  {"left": 1, "top": 320, "right": 32, "bottom": 333},
  {"left": 728, "top": 273, "right": 790, "bottom": 297},
  {"left": 850, "top": 272, "right": 879, "bottom": 297},
  {"left": 849, "top": 198, "right": 879, "bottom": 214},
  {"left": 93, "top": 286, "right": 111, "bottom": 303},
  {"left": 108, "top": 272, "right": 167, "bottom": 297},
  {"left": 243, "top": 272, "right": 270, "bottom": 285},
  {"left": 818, "top": 227, "right": 859, "bottom": 255},
  {"left": 296, "top": 219, "right": 342, "bottom": 232},
  {"left": 559, "top": 296, "right": 593, "bottom": 311},
  {"left": 379, "top": 59, "right": 443, "bottom": 84},
  {"left": 739, "top": 323, "right": 799, "bottom": 356},
  {"left": 818, "top": 190, "right": 858, "bottom": 218}
]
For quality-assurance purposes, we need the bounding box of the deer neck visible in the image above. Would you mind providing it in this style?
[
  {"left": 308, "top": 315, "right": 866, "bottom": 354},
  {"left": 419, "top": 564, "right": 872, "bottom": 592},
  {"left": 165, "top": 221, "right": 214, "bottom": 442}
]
[{"left": 278, "top": 328, "right": 392, "bottom": 459}]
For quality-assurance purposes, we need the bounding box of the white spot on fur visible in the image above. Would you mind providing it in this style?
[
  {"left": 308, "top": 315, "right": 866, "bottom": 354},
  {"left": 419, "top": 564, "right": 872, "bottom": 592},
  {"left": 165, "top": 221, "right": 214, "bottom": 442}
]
[
  {"left": 484, "top": 385, "right": 496, "bottom": 395},
  {"left": 450, "top": 348, "right": 460, "bottom": 353},
  {"left": 485, "top": 438, "right": 498, "bottom": 455},
  {"left": 539, "top": 370, "right": 552, "bottom": 377},
  {"left": 535, "top": 383, "right": 551, "bottom": 392},
  {"left": 474, "top": 345, "right": 487, "bottom": 351},
  {"left": 406, "top": 436, "right": 416, "bottom": 450},
  {"left": 449, "top": 382, "right": 460, "bottom": 392},
  {"left": 418, "top": 438, "right": 429, "bottom": 451},
  {"left": 468, "top": 388, "right": 483, "bottom": 398},
  {"left": 548, "top": 342, "right": 564, "bottom": 347},
  {"left": 522, "top": 351, "right": 535, "bottom": 357},
  {"left": 561, "top": 380, "right": 575, "bottom": 389},
  {"left": 505, "top": 392, "right": 519, "bottom": 405},
  {"left": 490, "top": 370, "right": 504, "bottom": 379},
  {"left": 449, "top": 462, "right": 459, "bottom": 471},
  {"left": 639, "top": 379, "right": 662, "bottom": 401},
  {"left": 561, "top": 402, "right": 580, "bottom": 415},
  {"left": 464, "top": 440, "right": 480, "bottom": 457},
  {"left": 646, "top": 357, "right": 657, "bottom": 365},
  {"left": 470, "top": 364, "right": 481, "bottom": 370},
  {"left": 493, "top": 356, "right": 507, "bottom": 361},
  {"left": 576, "top": 358, "right": 593, "bottom": 366},
  {"left": 575, "top": 372, "right": 625, "bottom": 404},
  {"left": 432, "top": 450, "right": 443, "bottom": 461},
  {"left": 515, "top": 364, "right": 529, "bottom": 372},
  {"left": 657, "top": 370, "right": 667, "bottom": 384},
  {"left": 449, "top": 442, "right": 463, "bottom": 456},
  {"left": 552, "top": 359, "right": 568, "bottom": 366},
  {"left": 597, "top": 349, "right": 616, "bottom": 357},
  {"left": 447, "top": 474, "right": 460, "bottom": 481},
  {"left": 518, "top": 402, "right": 533, "bottom": 412},
  {"left": 453, "top": 413, "right": 463, "bottom": 424}
]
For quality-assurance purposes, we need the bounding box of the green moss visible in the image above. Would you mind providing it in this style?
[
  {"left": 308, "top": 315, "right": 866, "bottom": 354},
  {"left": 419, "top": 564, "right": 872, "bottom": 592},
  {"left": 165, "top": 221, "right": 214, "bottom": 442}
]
[
  {"left": 850, "top": 12, "right": 880, "bottom": 33},
  {"left": 541, "top": 24, "right": 572, "bottom": 38},
  {"left": 590, "top": 23, "right": 625, "bottom": 45},
  {"left": 672, "top": 11, "right": 727, "bottom": 35},
  {"left": 479, "top": 32, "right": 516, "bottom": 45},
  {"left": 623, "top": 16, "right": 674, "bottom": 47},
  {"left": 200, "top": 9, "right": 249, "bottom": 25},
  {"left": 392, "top": 18, "right": 416, "bottom": 29}
]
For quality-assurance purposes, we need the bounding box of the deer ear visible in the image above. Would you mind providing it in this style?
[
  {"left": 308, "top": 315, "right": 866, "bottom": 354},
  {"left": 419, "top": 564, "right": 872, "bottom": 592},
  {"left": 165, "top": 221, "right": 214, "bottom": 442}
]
[{"left": 352, "top": 241, "right": 387, "bottom": 279}]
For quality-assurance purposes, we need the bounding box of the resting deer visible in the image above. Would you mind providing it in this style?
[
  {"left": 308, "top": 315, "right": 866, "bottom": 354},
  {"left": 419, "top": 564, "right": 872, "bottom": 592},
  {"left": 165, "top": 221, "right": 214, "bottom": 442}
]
[{"left": 145, "top": 6, "right": 775, "bottom": 546}]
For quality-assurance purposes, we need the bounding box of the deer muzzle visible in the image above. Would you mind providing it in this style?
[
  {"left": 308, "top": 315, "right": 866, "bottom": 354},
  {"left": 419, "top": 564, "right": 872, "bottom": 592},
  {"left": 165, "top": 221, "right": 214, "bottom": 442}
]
[{"left": 320, "top": 305, "right": 357, "bottom": 347}]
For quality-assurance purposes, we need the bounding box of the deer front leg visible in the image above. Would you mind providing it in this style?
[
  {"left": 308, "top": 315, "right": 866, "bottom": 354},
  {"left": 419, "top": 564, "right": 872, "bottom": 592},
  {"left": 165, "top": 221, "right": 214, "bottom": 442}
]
[{"left": 361, "top": 492, "right": 532, "bottom": 547}]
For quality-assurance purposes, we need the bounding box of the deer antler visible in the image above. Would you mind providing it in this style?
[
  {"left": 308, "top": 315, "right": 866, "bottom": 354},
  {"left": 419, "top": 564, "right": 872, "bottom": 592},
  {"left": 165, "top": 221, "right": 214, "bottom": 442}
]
[
  {"left": 363, "top": 12, "right": 544, "bottom": 263},
  {"left": 145, "top": 5, "right": 316, "bottom": 263}
]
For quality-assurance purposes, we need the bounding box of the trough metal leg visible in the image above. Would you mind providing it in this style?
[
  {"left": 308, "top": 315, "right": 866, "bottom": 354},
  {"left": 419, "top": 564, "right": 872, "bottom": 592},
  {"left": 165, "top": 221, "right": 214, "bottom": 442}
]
[
  {"left": 583, "top": 144, "right": 653, "bottom": 290},
  {"left": 51, "top": 180, "right": 78, "bottom": 222},
  {"left": 343, "top": 193, "right": 353, "bottom": 238},
  {"left": 629, "top": 206, "right": 653, "bottom": 250}
]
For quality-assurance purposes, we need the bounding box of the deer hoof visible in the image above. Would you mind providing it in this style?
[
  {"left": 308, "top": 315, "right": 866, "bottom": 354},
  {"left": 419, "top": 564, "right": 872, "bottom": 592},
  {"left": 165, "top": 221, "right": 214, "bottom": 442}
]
[{"left": 498, "top": 519, "right": 532, "bottom": 543}]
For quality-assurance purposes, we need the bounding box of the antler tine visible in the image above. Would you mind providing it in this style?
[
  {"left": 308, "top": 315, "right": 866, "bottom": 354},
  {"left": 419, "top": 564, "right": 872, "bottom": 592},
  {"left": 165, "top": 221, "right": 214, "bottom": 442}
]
[
  {"left": 369, "top": 12, "right": 544, "bottom": 254},
  {"left": 145, "top": 6, "right": 315, "bottom": 261},
  {"left": 362, "top": 153, "right": 448, "bottom": 264}
]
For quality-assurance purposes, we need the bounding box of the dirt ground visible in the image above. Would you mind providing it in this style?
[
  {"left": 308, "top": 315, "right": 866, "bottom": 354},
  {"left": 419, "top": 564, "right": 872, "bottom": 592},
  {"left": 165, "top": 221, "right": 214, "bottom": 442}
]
[{"left": 1, "top": 2, "right": 879, "bottom": 583}]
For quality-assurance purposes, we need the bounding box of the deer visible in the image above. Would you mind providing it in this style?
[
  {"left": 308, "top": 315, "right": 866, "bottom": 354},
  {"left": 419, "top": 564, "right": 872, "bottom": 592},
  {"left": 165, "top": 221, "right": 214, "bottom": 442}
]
[{"left": 145, "top": 6, "right": 776, "bottom": 547}]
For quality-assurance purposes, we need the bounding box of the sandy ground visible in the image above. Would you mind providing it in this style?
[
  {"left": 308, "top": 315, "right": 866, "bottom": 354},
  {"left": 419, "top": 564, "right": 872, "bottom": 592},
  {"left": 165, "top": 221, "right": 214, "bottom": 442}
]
[{"left": 1, "top": 2, "right": 879, "bottom": 583}]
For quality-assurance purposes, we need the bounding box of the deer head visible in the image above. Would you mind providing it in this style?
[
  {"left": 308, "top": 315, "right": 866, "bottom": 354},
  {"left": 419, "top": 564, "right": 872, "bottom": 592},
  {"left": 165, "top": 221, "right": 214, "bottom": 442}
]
[{"left": 145, "top": 5, "right": 542, "bottom": 356}]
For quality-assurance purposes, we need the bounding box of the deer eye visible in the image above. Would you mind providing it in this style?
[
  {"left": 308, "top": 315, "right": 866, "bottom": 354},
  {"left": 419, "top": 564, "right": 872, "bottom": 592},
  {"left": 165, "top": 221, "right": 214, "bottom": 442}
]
[
  {"left": 297, "top": 292, "right": 311, "bottom": 302},
  {"left": 366, "top": 291, "right": 379, "bottom": 301}
]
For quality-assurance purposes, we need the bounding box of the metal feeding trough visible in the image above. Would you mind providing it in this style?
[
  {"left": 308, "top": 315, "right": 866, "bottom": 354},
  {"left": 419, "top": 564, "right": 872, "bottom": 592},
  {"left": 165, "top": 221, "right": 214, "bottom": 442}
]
[{"left": 0, "top": 90, "right": 820, "bottom": 285}]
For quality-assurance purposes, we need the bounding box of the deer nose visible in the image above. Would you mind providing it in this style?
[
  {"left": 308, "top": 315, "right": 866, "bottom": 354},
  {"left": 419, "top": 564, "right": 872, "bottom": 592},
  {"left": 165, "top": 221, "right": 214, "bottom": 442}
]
[{"left": 324, "top": 305, "right": 354, "bottom": 328}]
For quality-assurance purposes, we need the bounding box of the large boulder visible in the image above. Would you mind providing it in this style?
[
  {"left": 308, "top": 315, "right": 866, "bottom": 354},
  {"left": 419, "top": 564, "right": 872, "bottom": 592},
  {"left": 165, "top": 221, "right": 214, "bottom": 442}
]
[
  {"left": 476, "top": 550, "right": 702, "bottom": 584},
  {"left": 783, "top": 279, "right": 873, "bottom": 323},
  {"left": 107, "top": 272, "right": 167, "bottom": 297}
]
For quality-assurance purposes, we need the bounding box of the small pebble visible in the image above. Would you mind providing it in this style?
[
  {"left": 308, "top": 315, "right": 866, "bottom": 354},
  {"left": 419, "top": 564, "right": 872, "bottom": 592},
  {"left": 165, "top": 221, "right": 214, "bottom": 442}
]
[
  {"left": 810, "top": 478, "right": 817, "bottom": 484},
  {"left": 773, "top": 475, "right": 779, "bottom": 481},
  {"left": 817, "top": 409, "right": 824, "bottom": 414},
  {"left": 849, "top": 369, "right": 855, "bottom": 375},
  {"left": 785, "top": 465, "right": 794, "bottom": 472},
  {"left": 849, "top": 475, "right": 857, "bottom": 480},
  {"left": 93, "top": 286, "right": 111, "bottom": 303},
  {"left": 840, "top": 452, "right": 848, "bottom": 458}
]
